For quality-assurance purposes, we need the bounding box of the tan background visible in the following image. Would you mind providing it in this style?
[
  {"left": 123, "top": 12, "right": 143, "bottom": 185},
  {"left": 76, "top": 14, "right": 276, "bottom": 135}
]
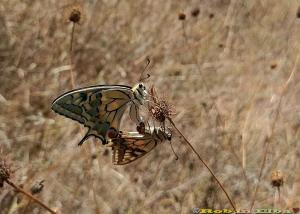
[{"left": 0, "top": 0, "right": 299, "bottom": 213}]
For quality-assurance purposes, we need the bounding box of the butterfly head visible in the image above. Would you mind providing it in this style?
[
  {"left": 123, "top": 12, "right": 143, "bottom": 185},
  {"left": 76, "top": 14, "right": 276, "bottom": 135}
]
[{"left": 132, "top": 83, "right": 147, "bottom": 104}]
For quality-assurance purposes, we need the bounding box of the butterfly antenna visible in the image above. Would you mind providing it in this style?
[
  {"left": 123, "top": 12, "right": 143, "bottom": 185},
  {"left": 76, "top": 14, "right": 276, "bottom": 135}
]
[
  {"left": 169, "top": 141, "right": 179, "bottom": 160},
  {"left": 139, "top": 57, "right": 151, "bottom": 82}
]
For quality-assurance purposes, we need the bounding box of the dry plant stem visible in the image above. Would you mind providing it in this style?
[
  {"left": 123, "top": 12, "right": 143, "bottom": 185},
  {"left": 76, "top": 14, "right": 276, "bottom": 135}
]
[
  {"left": 250, "top": 54, "right": 298, "bottom": 210},
  {"left": 69, "top": 22, "right": 76, "bottom": 88},
  {"left": 167, "top": 118, "right": 236, "bottom": 211},
  {"left": 196, "top": 64, "right": 250, "bottom": 188},
  {"left": 241, "top": 81, "right": 263, "bottom": 171},
  {"left": 277, "top": 186, "right": 280, "bottom": 201},
  {"left": 191, "top": 1, "right": 248, "bottom": 186},
  {"left": 272, "top": 188, "right": 276, "bottom": 209},
  {"left": 22, "top": 199, "right": 31, "bottom": 214},
  {"left": 5, "top": 179, "right": 56, "bottom": 214},
  {"left": 181, "top": 22, "right": 188, "bottom": 44},
  {"left": 221, "top": 0, "right": 237, "bottom": 58},
  {"left": 272, "top": 187, "right": 280, "bottom": 208}
]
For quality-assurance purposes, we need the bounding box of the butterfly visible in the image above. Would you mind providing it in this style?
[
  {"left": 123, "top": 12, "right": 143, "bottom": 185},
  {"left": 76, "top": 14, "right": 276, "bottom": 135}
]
[
  {"left": 51, "top": 83, "right": 147, "bottom": 145},
  {"left": 107, "top": 126, "right": 172, "bottom": 165}
]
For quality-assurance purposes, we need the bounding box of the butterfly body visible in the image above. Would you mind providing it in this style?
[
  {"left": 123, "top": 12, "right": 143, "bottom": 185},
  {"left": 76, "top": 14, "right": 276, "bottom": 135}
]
[
  {"left": 108, "top": 127, "right": 171, "bottom": 165},
  {"left": 51, "top": 83, "right": 147, "bottom": 145}
]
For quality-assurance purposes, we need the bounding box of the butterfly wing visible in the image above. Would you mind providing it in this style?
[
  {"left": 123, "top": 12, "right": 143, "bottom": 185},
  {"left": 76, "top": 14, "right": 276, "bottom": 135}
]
[
  {"left": 109, "top": 131, "right": 158, "bottom": 165},
  {"left": 51, "top": 85, "right": 134, "bottom": 144}
]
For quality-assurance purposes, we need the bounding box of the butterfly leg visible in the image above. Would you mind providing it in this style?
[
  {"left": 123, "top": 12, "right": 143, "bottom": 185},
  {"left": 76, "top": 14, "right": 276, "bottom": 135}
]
[
  {"left": 78, "top": 130, "right": 92, "bottom": 146},
  {"left": 169, "top": 140, "right": 178, "bottom": 160}
]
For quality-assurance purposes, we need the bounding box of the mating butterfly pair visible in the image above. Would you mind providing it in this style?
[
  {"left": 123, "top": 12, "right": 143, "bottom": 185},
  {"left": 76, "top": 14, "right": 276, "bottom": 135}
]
[{"left": 51, "top": 83, "right": 171, "bottom": 165}]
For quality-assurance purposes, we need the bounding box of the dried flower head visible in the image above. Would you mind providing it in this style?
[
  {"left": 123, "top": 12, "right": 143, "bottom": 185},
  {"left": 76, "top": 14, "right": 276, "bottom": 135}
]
[
  {"left": 148, "top": 86, "right": 176, "bottom": 125},
  {"left": 63, "top": 3, "right": 84, "bottom": 24},
  {"left": 0, "top": 158, "right": 12, "bottom": 187},
  {"left": 271, "top": 170, "right": 284, "bottom": 188},
  {"left": 191, "top": 8, "right": 200, "bottom": 17},
  {"left": 297, "top": 6, "right": 300, "bottom": 18},
  {"left": 178, "top": 12, "right": 186, "bottom": 21},
  {"left": 30, "top": 180, "right": 45, "bottom": 195},
  {"left": 270, "top": 64, "right": 277, "bottom": 69}
]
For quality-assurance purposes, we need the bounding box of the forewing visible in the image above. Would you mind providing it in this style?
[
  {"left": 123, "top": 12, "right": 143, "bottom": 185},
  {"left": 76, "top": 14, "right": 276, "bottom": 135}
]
[
  {"left": 110, "top": 132, "right": 158, "bottom": 165},
  {"left": 51, "top": 85, "right": 133, "bottom": 142}
]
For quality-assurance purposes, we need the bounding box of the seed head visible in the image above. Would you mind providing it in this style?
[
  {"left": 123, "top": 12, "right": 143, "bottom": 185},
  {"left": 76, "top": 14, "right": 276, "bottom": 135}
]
[
  {"left": 64, "top": 3, "right": 83, "bottom": 24},
  {"left": 191, "top": 8, "right": 200, "bottom": 17},
  {"left": 271, "top": 170, "right": 284, "bottom": 188},
  {"left": 0, "top": 158, "right": 12, "bottom": 188},
  {"left": 148, "top": 86, "right": 176, "bottom": 124},
  {"left": 178, "top": 12, "right": 186, "bottom": 21},
  {"left": 270, "top": 64, "right": 277, "bottom": 69},
  {"left": 297, "top": 6, "right": 300, "bottom": 18}
]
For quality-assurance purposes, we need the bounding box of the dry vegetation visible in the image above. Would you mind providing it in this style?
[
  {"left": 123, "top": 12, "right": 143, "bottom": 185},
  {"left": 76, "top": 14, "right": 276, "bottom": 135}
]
[{"left": 0, "top": 0, "right": 299, "bottom": 213}]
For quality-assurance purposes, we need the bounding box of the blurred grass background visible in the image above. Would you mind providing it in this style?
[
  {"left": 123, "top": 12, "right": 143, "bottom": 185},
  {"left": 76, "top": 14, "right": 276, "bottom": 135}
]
[{"left": 0, "top": 0, "right": 299, "bottom": 213}]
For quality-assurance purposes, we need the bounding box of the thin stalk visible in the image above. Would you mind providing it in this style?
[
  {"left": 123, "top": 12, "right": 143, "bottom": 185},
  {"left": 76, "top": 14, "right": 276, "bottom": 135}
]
[
  {"left": 5, "top": 179, "right": 56, "bottom": 214},
  {"left": 69, "top": 22, "right": 76, "bottom": 88},
  {"left": 167, "top": 117, "right": 236, "bottom": 211},
  {"left": 250, "top": 53, "right": 298, "bottom": 210}
]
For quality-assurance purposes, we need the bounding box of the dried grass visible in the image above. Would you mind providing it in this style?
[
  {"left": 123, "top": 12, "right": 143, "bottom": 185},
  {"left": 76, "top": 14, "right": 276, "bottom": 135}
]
[{"left": 0, "top": 0, "right": 299, "bottom": 213}]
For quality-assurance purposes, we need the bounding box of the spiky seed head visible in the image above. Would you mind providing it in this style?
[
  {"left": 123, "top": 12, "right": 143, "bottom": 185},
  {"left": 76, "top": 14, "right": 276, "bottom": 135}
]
[
  {"left": 0, "top": 159, "right": 12, "bottom": 187},
  {"left": 0, "top": 146, "right": 14, "bottom": 188},
  {"left": 64, "top": 3, "right": 83, "bottom": 24},
  {"left": 271, "top": 170, "right": 284, "bottom": 188},
  {"left": 178, "top": 12, "right": 186, "bottom": 21},
  {"left": 297, "top": 6, "right": 300, "bottom": 18},
  {"left": 270, "top": 64, "right": 277, "bottom": 69},
  {"left": 191, "top": 8, "right": 200, "bottom": 17},
  {"left": 148, "top": 86, "right": 176, "bottom": 123}
]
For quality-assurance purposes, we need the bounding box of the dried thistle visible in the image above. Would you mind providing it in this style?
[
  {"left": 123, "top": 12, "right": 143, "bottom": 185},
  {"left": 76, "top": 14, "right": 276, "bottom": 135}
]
[
  {"left": 297, "top": 6, "right": 300, "bottom": 18},
  {"left": 63, "top": 3, "right": 84, "bottom": 88},
  {"left": 191, "top": 8, "right": 200, "bottom": 17},
  {"left": 270, "top": 64, "right": 277, "bottom": 70},
  {"left": 0, "top": 147, "right": 12, "bottom": 188},
  {"left": 146, "top": 87, "right": 236, "bottom": 211},
  {"left": 148, "top": 86, "right": 176, "bottom": 125},
  {"left": 271, "top": 170, "right": 284, "bottom": 188},
  {"left": 0, "top": 149, "right": 56, "bottom": 213},
  {"left": 63, "top": 3, "right": 84, "bottom": 24},
  {"left": 0, "top": 158, "right": 12, "bottom": 187},
  {"left": 178, "top": 12, "right": 186, "bottom": 21}
]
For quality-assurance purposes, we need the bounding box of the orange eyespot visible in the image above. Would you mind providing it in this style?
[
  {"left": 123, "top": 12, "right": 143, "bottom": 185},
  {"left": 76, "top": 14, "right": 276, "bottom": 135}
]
[{"left": 107, "top": 128, "right": 118, "bottom": 139}]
